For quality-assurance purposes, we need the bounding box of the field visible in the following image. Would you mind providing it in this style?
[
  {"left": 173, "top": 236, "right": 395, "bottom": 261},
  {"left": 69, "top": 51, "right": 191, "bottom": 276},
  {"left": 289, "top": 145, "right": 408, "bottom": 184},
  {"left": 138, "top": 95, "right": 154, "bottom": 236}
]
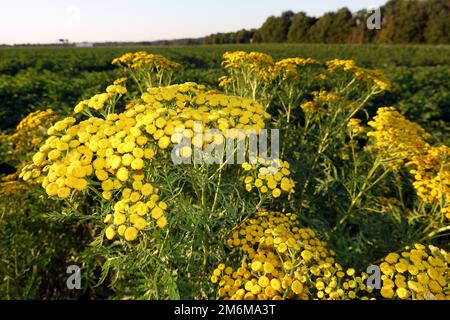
[
  {"left": 1, "top": 44, "right": 449, "bottom": 140},
  {"left": 0, "top": 44, "right": 449, "bottom": 300}
]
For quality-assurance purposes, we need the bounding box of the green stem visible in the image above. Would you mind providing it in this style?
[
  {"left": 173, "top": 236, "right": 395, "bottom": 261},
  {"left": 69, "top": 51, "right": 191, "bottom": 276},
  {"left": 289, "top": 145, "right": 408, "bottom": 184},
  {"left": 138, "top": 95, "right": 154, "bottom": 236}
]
[
  {"left": 332, "top": 156, "right": 389, "bottom": 233},
  {"left": 211, "top": 168, "right": 223, "bottom": 212},
  {"left": 419, "top": 226, "right": 450, "bottom": 243}
]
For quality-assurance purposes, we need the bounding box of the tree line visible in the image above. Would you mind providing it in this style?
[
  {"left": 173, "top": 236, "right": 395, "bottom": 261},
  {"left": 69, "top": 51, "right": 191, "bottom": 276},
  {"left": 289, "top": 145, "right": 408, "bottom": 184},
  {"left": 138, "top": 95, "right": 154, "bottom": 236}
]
[{"left": 203, "top": 0, "right": 450, "bottom": 45}]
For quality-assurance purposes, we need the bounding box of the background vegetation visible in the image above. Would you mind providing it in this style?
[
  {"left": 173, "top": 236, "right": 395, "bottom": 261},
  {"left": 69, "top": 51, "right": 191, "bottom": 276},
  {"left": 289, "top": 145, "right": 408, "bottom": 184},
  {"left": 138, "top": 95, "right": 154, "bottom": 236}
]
[
  {"left": 204, "top": 0, "right": 450, "bottom": 45},
  {"left": 0, "top": 43, "right": 448, "bottom": 299},
  {"left": 1, "top": 44, "right": 449, "bottom": 142}
]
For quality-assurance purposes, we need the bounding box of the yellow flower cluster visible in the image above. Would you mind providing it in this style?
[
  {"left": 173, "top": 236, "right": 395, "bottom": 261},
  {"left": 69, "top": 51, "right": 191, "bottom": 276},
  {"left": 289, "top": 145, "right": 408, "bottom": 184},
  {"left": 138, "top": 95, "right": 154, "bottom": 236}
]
[
  {"left": 363, "top": 69, "right": 391, "bottom": 91},
  {"left": 222, "top": 51, "right": 274, "bottom": 72},
  {"left": 19, "top": 163, "right": 44, "bottom": 184},
  {"left": 408, "top": 145, "right": 450, "bottom": 206},
  {"left": 379, "top": 244, "right": 449, "bottom": 300},
  {"left": 140, "top": 83, "right": 271, "bottom": 146},
  {"left": 347, "top": 118, "right": 364, "bottom": 136},
  {"left": 103, "top": 186, "right": 168, "bottom": 242},
  {"left": 299, "top": 101, "right": 318, "bottom": 112},
  {"left": 74, "top": 92, "right": 110, "bottom": 113},
  {"left": 20, "top": 116, "right": 94, "bottom": 196},
  {"left": 74, "top": 83, "right": 126, "bottom": 114},
  {"left": 300, "top": 90, "right": 338, "bottom": 113},
  {"left": 112, "top": 51, "right": 180, "bottom": 71},
  {"left": 218, "top": 76, "right": 232, "bottom": 88},
  {"left": 273, "top": 58, "right": 321, "bottom": 80},
  {"left": 107, "top": 84, "right": 128, "bottom": 95},
  {"left": 312, "top": 90, "right": 338, "bottom": 104},
  {"left": 242, "top": 158, "right": 295, "bottom": 198},
  {"left": 20, "top": 81, "right": 273, "bottom": 241},
  {"left": 366, "top": 107, "right": 431, "bottom": 169},
  {"left": 367, "top": 108, "right": 449, "bottom": 214},
  {"left": 326, "top": 59, "right": 358, "bottom": 73},
  {"left": 219, "top": 52, "right": 389, "bottom": 110},
  {"left": 212, "top": 211, "right": 372, "bottom": 300},
  {"left": 327, "top": 59, "right": 391, "bottom": 91},
  {"left": 441, "top": 207, "right": 450, "bottom": 220},
  {"left": 6, "top": 109, "right": 59, "bottom": 152}
]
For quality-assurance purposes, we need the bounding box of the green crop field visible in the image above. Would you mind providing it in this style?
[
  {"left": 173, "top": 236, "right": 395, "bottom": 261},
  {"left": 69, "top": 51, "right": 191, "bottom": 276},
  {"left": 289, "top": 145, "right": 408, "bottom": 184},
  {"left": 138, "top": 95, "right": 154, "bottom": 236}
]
[
  {"left": 0, "top": 44, "right": 449, "bottom": 300},
  {"left": 1, "top": 44, "right": 449, "bottom": 139}
]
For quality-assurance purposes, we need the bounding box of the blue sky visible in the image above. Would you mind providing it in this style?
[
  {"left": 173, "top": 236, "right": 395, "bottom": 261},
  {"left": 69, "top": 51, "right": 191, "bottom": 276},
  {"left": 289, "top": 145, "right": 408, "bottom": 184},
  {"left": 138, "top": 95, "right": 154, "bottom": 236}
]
[{"left": 0, "top": 0, "right": 388, "bottom": 44}]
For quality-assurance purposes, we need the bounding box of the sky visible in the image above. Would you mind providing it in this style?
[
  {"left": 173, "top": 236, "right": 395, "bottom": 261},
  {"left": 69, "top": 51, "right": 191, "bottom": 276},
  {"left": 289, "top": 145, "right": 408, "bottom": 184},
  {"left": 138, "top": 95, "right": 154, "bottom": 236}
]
[{"left": 0, "top": 0, "right": 388, "bottom": 44}]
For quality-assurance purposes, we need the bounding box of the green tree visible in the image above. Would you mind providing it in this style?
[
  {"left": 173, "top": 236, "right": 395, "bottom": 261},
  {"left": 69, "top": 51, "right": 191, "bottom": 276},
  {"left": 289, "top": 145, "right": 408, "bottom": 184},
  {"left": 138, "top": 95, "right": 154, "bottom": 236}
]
[
  {"left": 235, "top": 29, "right": 255, "bottom": 43},
  {"left": 376, "top": 0, "right": 428, "bottom": 44},
  {"left": 205, "top": 0, "right": 449, "bottom": 45},
  {"left": 252, "top": 30, "right": 263, "bottom": 43},
  {"left": 308, "top": 8, "right": 353, "bottom": 43},
  {"left": 287, "top": 12, "right": 316, "bottom": 43},
  {"left": 424, "top": 0, "right": 450, "bottom": 44},
  {"left": 257, "top": 11, "right": 294, "bottom": 42},
  {"left": 330, "top": 8, "right": 354, "bottom": 43}
]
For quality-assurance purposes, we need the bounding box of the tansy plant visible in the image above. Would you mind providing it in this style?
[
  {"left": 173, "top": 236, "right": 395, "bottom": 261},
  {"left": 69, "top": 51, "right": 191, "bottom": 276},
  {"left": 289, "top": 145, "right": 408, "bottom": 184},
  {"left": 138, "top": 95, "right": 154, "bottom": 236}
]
[
  {"left": 19, "top": 53, "right": 293, "bottom": 298},
  {"left": 215, "top": 51, "right": 449, "bottom": 300},
  {"left": 13, "top": 51, "right": 449, "bottom": 300}
]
